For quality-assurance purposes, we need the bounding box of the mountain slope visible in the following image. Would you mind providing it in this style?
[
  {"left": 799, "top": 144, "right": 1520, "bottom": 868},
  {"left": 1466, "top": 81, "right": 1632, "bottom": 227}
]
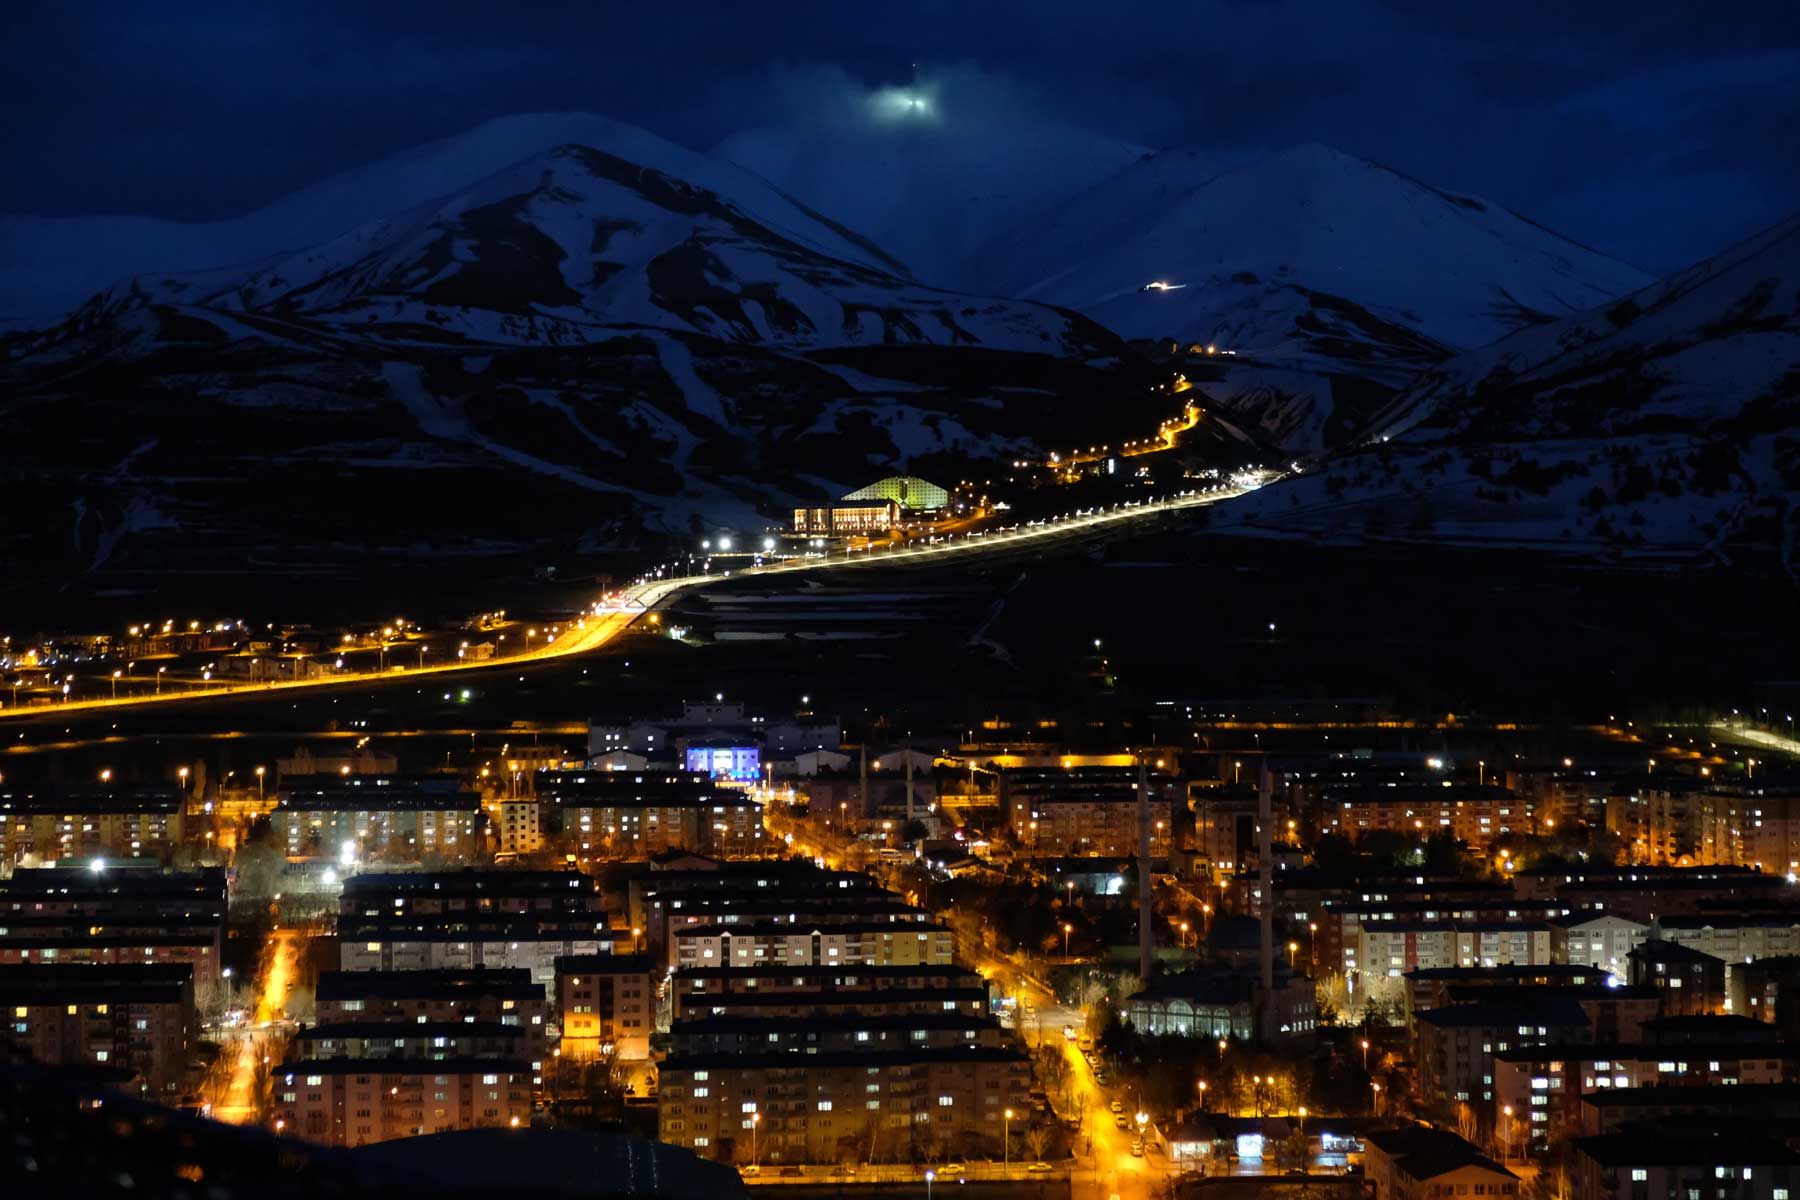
[
  {"left": 0, "top": 130, "right": 1219, "bottom": 622},
  {"left": 976, "top": 144, "right": 1654, "bottom": 452},
  {"left": 1211, "top": 213, "right": 1800, "bottom": 567},
  {"left": 65, "top": 144, "right": 1097, "bottom": 356},
  {"left": 0, "top": 112, "right": 907, "bottom": 330}
]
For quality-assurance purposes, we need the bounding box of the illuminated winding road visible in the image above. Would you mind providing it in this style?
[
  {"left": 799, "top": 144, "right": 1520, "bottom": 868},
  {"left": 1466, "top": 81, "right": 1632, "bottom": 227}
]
[{"left": 5, "top": 476, "right": 1273, "bottom": 722}]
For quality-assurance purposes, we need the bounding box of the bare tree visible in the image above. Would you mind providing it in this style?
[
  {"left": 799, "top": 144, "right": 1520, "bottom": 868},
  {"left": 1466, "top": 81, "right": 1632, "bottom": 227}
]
[{"left": 1025, "top": 1123, "right": 1052, "bottom": 1163}]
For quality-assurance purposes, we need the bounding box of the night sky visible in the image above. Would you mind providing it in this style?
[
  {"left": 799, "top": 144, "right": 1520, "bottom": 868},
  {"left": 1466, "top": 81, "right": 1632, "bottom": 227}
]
[{"left": 6, "top": 1, "right": 1798, "bottom": 273}]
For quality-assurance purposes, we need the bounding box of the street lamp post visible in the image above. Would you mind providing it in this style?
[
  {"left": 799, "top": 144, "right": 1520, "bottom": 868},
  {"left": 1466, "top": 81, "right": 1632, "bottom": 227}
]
[
  {"left": 255, "top": 766, "right": 266, "bottom": 803},
  {"left": 1003, "top": 1108, "right": 1012, "bottom": 1172},
  {"left": 1308, "top": 923, "right": 1317, "bottom": 974},
  {"left": 751, "top": 1111, "right": 760, "bottom": 1169},
  {"left": 156, "top": 666, "right": 167, "bottom": 694},
  {"left": 925, "top": 1169, "right": 935, "bottom": 1200},
  {"left": 1062, "top": 922, "right": 1072, "bottom": 958},
  {"left": 111, "top": 670, "right": 121, "bottom": 699},
  {"left": 1370, "top": 1081, "right": 1381, "bottom": 1115},
  {"left": 1361, "top": 1038, "right": 1370, "bottom": 1072}
]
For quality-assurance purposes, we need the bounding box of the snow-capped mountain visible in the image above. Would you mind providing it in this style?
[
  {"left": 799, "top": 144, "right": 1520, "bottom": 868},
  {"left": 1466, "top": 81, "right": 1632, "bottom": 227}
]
[
  {"left": 0, "top": 112, "right": 907, "bottom": 330},
  {"left": 1212, "top": 212, "right": 1800, "bottom": 566},
  {"left": 716, "top": 115, "right": 1145, "bottom": 289},
  {"left": 975, "top": 144, "right": 1654, "bottom": 452},
  {"left": 1, "top": 124, "right": 1227, "bottom": 618},
  {"left": 69, "top": 143, "right": 1094, "bottom": 355}
]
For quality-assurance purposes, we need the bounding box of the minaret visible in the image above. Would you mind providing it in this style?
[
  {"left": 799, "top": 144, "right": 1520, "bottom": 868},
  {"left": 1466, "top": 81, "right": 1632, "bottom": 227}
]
[
  {"left": 1258, "top": 763, "right": 1276, "bottom": 1038},
  {"left": 1138, "top": 755, "right": 1154, "bottom": 987},
  {"left": 904, "top": 735, "right": 915, "bottom": 829}
]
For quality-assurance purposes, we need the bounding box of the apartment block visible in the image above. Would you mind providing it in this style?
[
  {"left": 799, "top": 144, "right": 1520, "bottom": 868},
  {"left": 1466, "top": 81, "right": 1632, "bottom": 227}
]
[
  {"left": 0, "top": 866, "right": 226, "bottom": 992},
  {"left": 272, "top": 776, "right": 482, "bottom": 864},
  {"left": 1002, "top": 766, "right": 1179, "bottom": 859},
  {"left": 536, "top": 771, "right": 764, "bottom": 861},
  {"left": 0, "top": 785, "right": 186, "bottom": 864},
  {"left": 552, "top": 953, "right": 656, "bottom": 1061},
  {"left": 315, "top": 968, "right": 548, "bottom": 1064},
  {"left": 657, "top": 1045, "right": 1031, "bottom": 1164},
  {"left": 670, "top": 963, "right": 989, "bottom": 1022},
  {"left": 272, "top": 1057, "right": 531, "bottom": 1147},
  {"left": 0, "top": 962, "right": 195, "bottom": 1095},
  {"left": 671, "top": 920, "right": 954, "bottom": 972}
]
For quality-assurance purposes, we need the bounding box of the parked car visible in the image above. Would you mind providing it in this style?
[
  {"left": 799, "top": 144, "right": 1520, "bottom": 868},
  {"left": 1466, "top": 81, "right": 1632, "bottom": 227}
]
[
  {"left": 1027, "top": 1162, "right": 1053, "bottom": 1173},
  {"left": 1109, "top": 1101, "right": 1124, "bottom": 1114}
]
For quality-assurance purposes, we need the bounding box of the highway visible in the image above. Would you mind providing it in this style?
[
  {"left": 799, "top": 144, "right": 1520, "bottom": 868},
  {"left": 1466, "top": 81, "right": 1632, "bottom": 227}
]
[
  {"left": 6, "top": 473, "right": 1275, "bottom": 722},
  {"left": 0, "top": 576, "right": 695, "bottom": 722}
]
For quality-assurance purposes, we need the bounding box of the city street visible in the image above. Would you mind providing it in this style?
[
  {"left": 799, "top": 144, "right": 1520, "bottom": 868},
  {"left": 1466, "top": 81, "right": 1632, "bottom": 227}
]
[
  {"left": 210, "top": 926, "right": 302, "bottom": 1125},
  {"left": 1057, "top": 1034, "right": 1162, "bottom": 1200}
]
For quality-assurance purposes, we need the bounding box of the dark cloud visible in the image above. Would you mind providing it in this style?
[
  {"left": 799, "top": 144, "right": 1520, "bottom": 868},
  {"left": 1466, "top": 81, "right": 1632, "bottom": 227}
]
[{"left": 1, "top": 1, "right": 1796, "bottom": 271}]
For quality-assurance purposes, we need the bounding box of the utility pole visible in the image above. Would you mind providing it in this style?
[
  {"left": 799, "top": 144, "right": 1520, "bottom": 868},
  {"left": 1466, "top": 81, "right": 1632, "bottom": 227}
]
[{"left": 1138, "top": 754, "right": 1153, "bottom": 987}]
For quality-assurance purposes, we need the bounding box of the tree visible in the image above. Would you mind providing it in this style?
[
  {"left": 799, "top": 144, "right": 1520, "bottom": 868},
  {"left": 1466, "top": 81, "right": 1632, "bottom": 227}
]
[{"left": 1025, "top": 1122, "right": 1052, "bottom": 1163}]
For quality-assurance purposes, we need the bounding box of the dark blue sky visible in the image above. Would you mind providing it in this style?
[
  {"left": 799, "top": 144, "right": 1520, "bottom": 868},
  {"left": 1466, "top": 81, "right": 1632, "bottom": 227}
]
[{"left": 5, "top": 1, "right": 1797, "bottom": 272}]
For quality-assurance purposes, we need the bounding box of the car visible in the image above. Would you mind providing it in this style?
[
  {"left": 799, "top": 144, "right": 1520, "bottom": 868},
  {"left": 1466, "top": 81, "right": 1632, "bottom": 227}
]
[
  {"left": 1109, "top": 1101, "right": 1124, "bottom": 1115},
  {"left": 1063, "top": 1025, "right": 1077, "bottom": 1041},
  {"left": 1286, "top": 1168, "right": 1308, "bottom": 1177},
  {"left": 1114, "top": 1114, "right": 1130, "bottom": 1129},
  {"left": 1027, "top": 1162, "right": 1053, "bottom": 1173},
  {"left": 940, "top": 1163, "right": 965, "bottom": 1176},
  {"left": 1130, "top": 1142, "right": 1145, "bottom": 1158},
  {"left": 740, "top": 1165, "right": 760, "bottom": 1176},
  {"left": 779, "top": 1166, "right": 803, "bottom": 1178}
]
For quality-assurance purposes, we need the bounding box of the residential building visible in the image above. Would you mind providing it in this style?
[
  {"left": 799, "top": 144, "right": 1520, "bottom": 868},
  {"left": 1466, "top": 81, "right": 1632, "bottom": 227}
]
[
  {"left": 670, "top": 963, "right": 989, "bottom": 1022},
  {"left": 1627, "top": 940, "right": 1726, "bottom": 1017},
  {"left": 336, "top": 870, "right": 610, "bottom": 985},
  {"left": 0, "top": 785, "right": 186, "bottom": 864},
  {"left": 536, "top": 771, "right": 764, "bottom": 860},
  {"left": 657, "top": 1045, "right": 1031, "bottom": 1164},
  {"left": 1413, "top": 998, "right": 1592, "bottom": 1112},
  {"left": 314, "top": 968, "right": 549, "bottom": 1062},
  {"left": 1492, "top": 1043, "right": 1800, "bottom": 1150},
  {"left": 670, "top": 920, "right": 954, "bottom": 972},
  {"left": 0, "top": 866, "right": 226, "bottom": 992},
  {"left": 1576, "top": 1083, "right": 1800, "bottom": 1136},
  {"left": 1552, "top": 913, "right": 1651, "bottom": 981},
  {"left": 1364, "top": 1127, "right": 1518, "bottom": 1200},
  {"left": 553, "top": 953, "right": 656, "bottom": 1061},
  {"left": 1572, "top": 1128, "right": 1800, "bottom": 1200},
  {"left": 272, "top": 776, "right": 482, "bottom": 864},
  {"left": 1002, "top": 765, "right": 1178, "bottom": 858},
  {"left": 0, "top": 963, "right": 194, "bottom": 1095},
  {"left": 271, "top": 1057, "right": 530, "bottom": 1147},
  {"left": 1319, "top": 783, "right": 1535, "bottom": 850}
]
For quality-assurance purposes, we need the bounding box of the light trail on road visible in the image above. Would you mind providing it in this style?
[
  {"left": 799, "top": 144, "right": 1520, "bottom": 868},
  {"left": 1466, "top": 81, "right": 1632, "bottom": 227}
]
[
  {"left": 211, "top": 926, "right": 301, "bottom": 1126},
  {"left": 7, "top": 477, "right": 1275, "bottom": 723}
]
